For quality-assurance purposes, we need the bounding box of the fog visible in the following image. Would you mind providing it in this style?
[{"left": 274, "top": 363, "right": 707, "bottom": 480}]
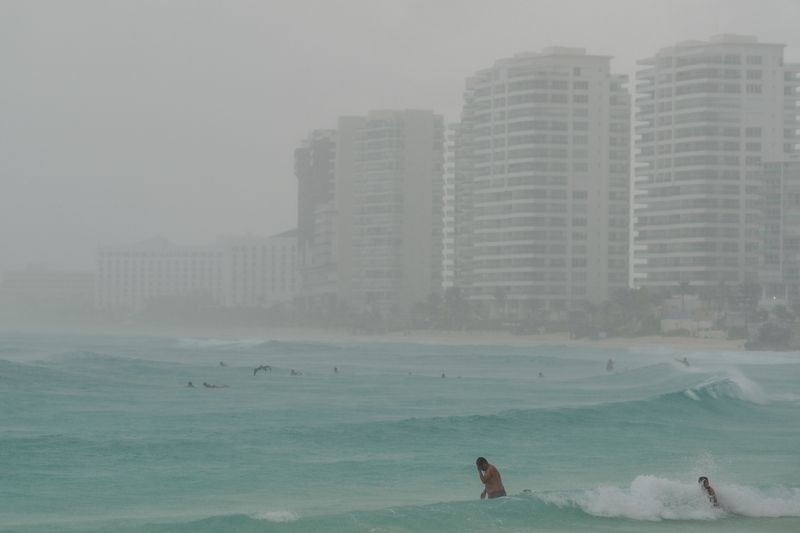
[
  {"left": 3, "top": 0, "right": 798, "bottom": 270},
  {"left": 2, "top": 1, "right": 800, "bottom": 348},
  {"left": 5, "top": 4, "right": 800, "bottom": 531}
]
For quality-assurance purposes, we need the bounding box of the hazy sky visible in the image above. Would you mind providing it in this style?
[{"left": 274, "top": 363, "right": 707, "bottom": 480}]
[{"left": 2, "top": 0, "right": 800, "bottom": 270}]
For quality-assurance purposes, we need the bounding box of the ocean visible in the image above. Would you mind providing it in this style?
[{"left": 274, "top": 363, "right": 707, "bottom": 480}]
[{"left": 1, "top": 333, "right": 799, "bottom": 532}]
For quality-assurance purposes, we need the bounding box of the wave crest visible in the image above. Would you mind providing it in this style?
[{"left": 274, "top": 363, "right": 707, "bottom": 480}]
[
  {"left": 684, "top": 371, "right": 767, "bottom": 404},
  {"left": 251, "top": 510, "right": 298, "bottom": 522},
  {"left": 540, "top": 475, "right": 800, "bottom": 521}
]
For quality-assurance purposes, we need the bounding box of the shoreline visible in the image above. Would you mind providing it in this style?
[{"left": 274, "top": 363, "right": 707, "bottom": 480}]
[{"left": 0, "top": 323, "right": 745, "bottom": 351}]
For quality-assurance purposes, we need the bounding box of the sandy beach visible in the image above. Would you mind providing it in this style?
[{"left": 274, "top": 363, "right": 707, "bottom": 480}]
[
  {"left": 1, "top": 322, "right": 746, "bottom": 351},
  {"left": 47, "top": 324, "right": 742, "bottom": 351},
  {"left": 269, "top": 328, "right": 745, "bottom": 351}
]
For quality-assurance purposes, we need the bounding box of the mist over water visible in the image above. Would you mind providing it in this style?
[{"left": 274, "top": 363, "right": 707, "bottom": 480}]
[
  {"left": 4, "top": 1, "right": 800, "bottom": 531},
  {"left": 2, "top": 334, "right": 799, "bottom": 532}
]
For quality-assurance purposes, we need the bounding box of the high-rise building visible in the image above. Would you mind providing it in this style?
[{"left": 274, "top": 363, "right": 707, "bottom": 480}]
[
  {"left": 633, "top": 35, "right": 800, "bottom": 292},
  {"left": 349, "top": 110, "right": 444, "bottom": 315},
  {"left": 295, "top": 130, "right": 337, "bottom": 310},
  {"left": 761, "top": 159, "right": 800, "bottom": 305},
  {"left": 442, "top": 123, "right": 458, "bottom": 289},
  {"left": 330, "top": 116, "right": 363, "bottom": 311},
  {"left": 219, "top": 230, "right": 298, "bottom": 308},
  {"left": 453, "top": 48, "right": 631, "bottom": 317}
]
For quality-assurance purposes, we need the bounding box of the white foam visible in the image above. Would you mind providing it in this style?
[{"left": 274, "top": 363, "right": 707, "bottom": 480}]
[
  {"left": 177, "top": 337, "right": 266, "bottom": 349},
  {"left": 719, "top": 484, "right": 800, "bottom": 517},
  {"left": 541, "top": 475, "right": 800, "bottom": 521},
  {"left": 543, "top": 475, "right": 721, "bottom": 521},
  {"left": 685, "top": 369, "right": 767, "bottom": 404},
  {"left": 683, "top": 389, "right": 700, "bottom": 401},
  {"left": 252, "top": 510, "right": 299, "bottom": 522}
]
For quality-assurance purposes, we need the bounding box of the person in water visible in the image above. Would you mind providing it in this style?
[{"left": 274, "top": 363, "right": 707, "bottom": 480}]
[
  {"left": 606, "top": 358, "right": 614, "bottom": 372},
  {"left": 476, "top": 457, "right": 506, "bottom": 499},
  {"left": 254, "top": 365, "right": 272, "bottom": 376},
  {"left": 698, "top": 476, "right": 719, "bottom": 507},
  {"left": 187, "top": 381, "right": 195, "bottom": 388}
]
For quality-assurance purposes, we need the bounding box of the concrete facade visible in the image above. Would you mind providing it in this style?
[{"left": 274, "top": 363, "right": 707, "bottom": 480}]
[
  {"left": 761, "top": 159, "right": 800, "bottom": 306},
  {"left": 218, "top": 230, "right": 298, "bottom": 308},
  {"left": 453, "top": 48, "right": 631, "bottom": 317},
  {"left": 95, "top": 238, "right": 223, "bottom": 311},
  {"left": 633, "top": 35, "right": 800, "bottom": 291},
  {"left": 349, "top": 110, "right": 444, "bottom": 315},
  {"left": 295, "top": 130, "right": 338, "bottom": 311}
]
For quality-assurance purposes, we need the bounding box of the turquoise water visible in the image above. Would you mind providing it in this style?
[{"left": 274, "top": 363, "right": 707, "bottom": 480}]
[{"left": 1, "top": 333, "right": 799, "bottom": 532}]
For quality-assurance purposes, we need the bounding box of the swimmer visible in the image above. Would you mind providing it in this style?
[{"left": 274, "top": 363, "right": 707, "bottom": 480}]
[
  {"left": 219, "top": 361, "right": 227, "bottom": 367},
  {"left": 441, "top": 373, "right": 446, "bottom": 378},
  {"left": 187, "top": 381, "right": 195, "bottom": 388},
  {"left": 476, "top": 457, "right": 506, "bottom": 499},
  {"left": 675, "top": 356, "right": 690, "bottom": 367},
  {"left": 253, "top": 365, "right": 272, "bottom": 376},
  {"left": 290, "top": 369, "right": 303, "bottom": 376},
  {"left": 538, "top": 372, "right": 544, "bottom": 378},
  {"left": 334, "top": 367, "right": 339, "bottom": 374},
  {"left": 698, "top": 476, "right": 719, "bottom": 507},
  {"left": 606, "top": 358, "right": 614, "bottom": 372}
]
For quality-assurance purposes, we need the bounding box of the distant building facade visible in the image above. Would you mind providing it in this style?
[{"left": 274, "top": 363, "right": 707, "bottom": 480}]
[
  {"left": 633, "top": 35, "right": 800, "bottom": 292},
  {"left": 96, "top": 233, "right": 298, "bottom": 311},
  {"left": 95, "top": 238, "right": 223, "bottom": 311},
  {"left": 442, "top": 123, "right": 458, "bottom": 289},
  {"left": 296, "top": 111, "right": 445, "bottom": 316},
  {"left": 295, "top": 130, "right": 338, "bottom": 311},
  {"left": 760, "top": 159, "right": 800, "bottom": 305},
  {"left": 452, "top": 48, "right": 631, "bottom": 317},
  {"left": 349, "top": 110, "right": 445, "bottom": 315},
  {"left": 218, "top": 230, "right": 298, "bottom": 308}
]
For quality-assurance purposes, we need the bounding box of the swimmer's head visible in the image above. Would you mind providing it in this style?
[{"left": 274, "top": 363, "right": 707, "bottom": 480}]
[
  {"left": 476, "top": 457, "right": 488, "bottom": 470},
  {"left": 698, "top": 476, "right": 709, "bottom": 486}
]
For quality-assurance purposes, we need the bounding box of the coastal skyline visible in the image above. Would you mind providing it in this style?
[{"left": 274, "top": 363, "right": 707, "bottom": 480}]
[{"left": 4, "top": 0, "right": 800, "bottom": 271}]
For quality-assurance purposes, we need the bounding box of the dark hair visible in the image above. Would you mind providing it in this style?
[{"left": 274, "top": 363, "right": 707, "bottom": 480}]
[
  {"left": 476, "top": 457, "right": 488, "bottom": 466},
  {"left": 698, "top": 476, "right": 708, "bottom": 483}
]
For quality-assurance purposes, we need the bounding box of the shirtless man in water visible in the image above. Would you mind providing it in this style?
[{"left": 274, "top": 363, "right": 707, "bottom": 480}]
[{"left": 476, "top": 457, "right": 506, "bottom": 499}]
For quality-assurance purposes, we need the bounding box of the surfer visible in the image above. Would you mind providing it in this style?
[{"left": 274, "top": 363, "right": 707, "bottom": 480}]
[
  {"left": 606, "top": 358, "right": 614, "bottom": 372},
  {"left": 698, "top": 476, "right": 719, "bottom": 507},
  {"left": 476, "top": 457, "right": 506, "bottom": 499},
  {"left": 675, "top": 356, "right": 690, "bottom": 367},
  {"left": 254, "top": 365, "right": 272, "bottom": 376}
]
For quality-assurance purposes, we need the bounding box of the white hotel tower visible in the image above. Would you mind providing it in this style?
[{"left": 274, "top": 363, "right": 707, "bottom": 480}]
[
  {"left": 453, "top": 48, "right": 631, "bottom": 317},
  {"left": 633, "top": 35, "right": 800, "bottom": 292}
]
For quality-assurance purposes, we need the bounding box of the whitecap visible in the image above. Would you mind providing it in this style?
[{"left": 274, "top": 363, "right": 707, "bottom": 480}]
[
  {"left": 541, "top": 475, "right": 800, "bottom": 521},
  {"left": 685, "top": 369, "right": 767, "bottom": 404},
  {"left": 252, "top": 510, "right": 299, "bottom": 522}
]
